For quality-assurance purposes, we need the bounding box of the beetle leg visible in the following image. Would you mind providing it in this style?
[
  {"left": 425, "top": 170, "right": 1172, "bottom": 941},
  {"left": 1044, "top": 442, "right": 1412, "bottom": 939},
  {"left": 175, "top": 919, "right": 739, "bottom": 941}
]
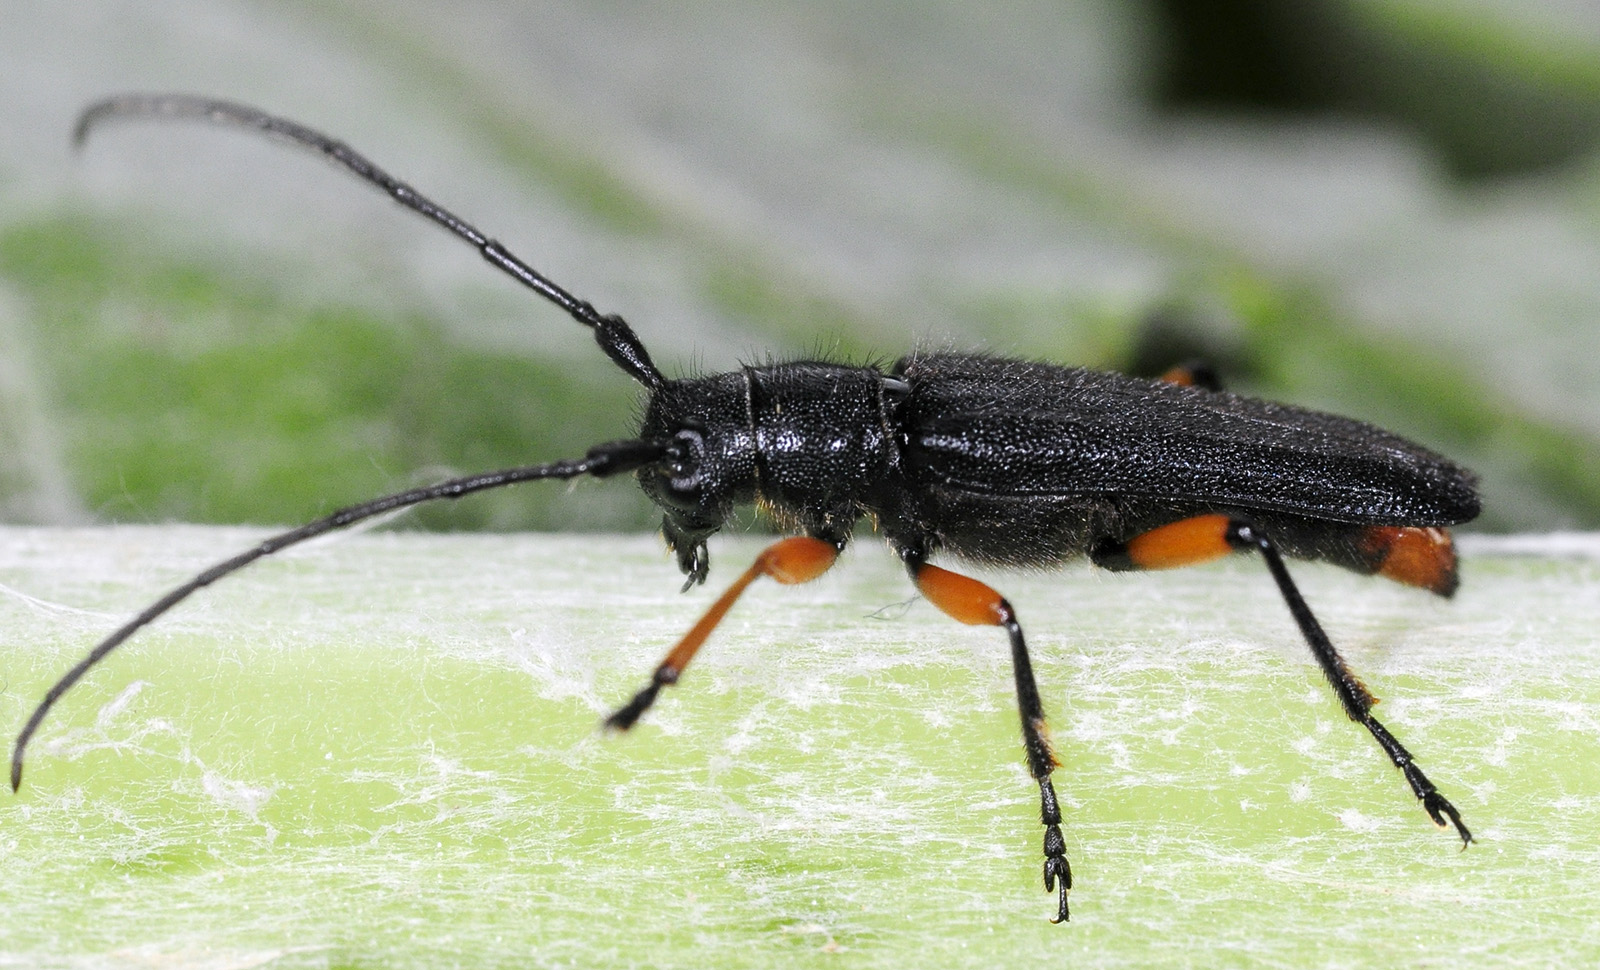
[
  {"left": 905, "top": 551, "right": 1071, "bottom": 924},
  {"left": 1356, "top": 525, "right": 1459, "bottom": 597},
  {"left": 1156, "top": 359, "right": 1223, "bottom": 391},
  {"left": 604, "top": 536, "right": 840, "bottom": 730},
  {"left": 1093, "top": 514, "right": 1473, "bottom": 846}
]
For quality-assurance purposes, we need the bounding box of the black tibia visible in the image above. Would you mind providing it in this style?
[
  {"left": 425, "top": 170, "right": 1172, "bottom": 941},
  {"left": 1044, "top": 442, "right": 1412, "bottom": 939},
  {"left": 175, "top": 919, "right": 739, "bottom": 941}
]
[
  {"left": 1225, "top": 519, "right": 1473, "bottom": 846},
  {"left": 1006, "top": 611, "right": 1073, "bottom": 924},
  {"left": 902, "top": 549, "right": 1072, "bottom": 923}
]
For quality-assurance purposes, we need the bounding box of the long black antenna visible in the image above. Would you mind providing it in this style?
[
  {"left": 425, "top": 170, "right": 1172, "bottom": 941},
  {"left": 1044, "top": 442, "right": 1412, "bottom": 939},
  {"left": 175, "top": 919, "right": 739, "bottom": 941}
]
[
  {"left": 74, "top": 93, "right": 666, "bottom": 389},
  {"left": 11, "top": 439, "right": 664, "bottom": 792}
]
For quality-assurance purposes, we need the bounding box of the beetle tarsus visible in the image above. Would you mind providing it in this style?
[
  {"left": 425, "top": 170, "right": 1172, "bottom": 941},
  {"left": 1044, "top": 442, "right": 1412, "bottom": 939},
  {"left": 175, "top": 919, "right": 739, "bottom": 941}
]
[
  {"left": 604, "top": 682, "right": 662, "bottom": 732},
  {"left": 1044, "top": 855, "right": 1071, "bottom": 923},
  {"left": 1042, "top": 794, "right": 1071, "bottom": 922},
  {"left": 1425, "top": 791, "right": 1473, "bottom": 846},
  {"left": 1406, "top": 764, "right": 1473, "bottom": 845}
]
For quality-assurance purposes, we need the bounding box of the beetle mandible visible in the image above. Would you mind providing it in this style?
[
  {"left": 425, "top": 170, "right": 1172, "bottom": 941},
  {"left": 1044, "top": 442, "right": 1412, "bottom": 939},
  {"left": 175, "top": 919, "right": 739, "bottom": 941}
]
[{"left": 12, "top": 94, "right": 1479, "bottom": 924}]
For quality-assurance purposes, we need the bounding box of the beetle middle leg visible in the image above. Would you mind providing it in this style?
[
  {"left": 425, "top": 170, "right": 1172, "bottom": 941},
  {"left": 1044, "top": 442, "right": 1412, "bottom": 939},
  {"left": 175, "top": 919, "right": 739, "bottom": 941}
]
[
  {"left": 1092, "top": 514, "right": 1474, "bottom": 846},
  {"left": 605, "top": 536, "right": 841, "bottom": 730},
  {"left": 904, "top": 549, "right": 1072, "bottom": 923}
]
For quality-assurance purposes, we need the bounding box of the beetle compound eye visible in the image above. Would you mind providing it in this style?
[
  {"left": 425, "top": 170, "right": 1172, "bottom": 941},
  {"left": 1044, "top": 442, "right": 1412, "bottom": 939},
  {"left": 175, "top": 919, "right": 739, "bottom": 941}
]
[{"left": 662, "top": 428, "right": 707, "bottom": 502}]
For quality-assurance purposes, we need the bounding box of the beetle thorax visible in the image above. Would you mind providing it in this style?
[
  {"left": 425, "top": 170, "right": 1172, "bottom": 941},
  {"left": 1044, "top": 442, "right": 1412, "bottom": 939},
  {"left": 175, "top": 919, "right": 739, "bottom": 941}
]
[
  {"left": 636, "top": 362, "right": 900, "bottom": 544},
  {"left": 745, "top": 362, "right": 900, "bottom": 518}
]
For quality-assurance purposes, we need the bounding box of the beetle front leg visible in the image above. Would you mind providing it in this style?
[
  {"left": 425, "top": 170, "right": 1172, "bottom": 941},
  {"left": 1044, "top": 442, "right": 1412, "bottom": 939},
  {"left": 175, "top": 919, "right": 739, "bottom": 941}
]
[
  {"left": 1093, "top": 514, "right": 1473, "bottom": 846},
  {"left": 605, "top": 535, "right": 841, "bottom": 730},
  {"left": 904, "top": 550, "right": 1071, "bottom": 924}
]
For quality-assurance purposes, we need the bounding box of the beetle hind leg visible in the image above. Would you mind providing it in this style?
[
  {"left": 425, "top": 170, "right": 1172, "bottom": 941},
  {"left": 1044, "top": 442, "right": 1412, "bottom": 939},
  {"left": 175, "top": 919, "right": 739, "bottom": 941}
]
[
  {"left": 1093, "top": 514, "right": 1473, "bottom": 846},
  {"left": 907, "top": 552, "right": 1072, "bottom": 923},
  {"left": 1232, "top": 520, "right": 1474, "bottom": 846},
  {"left": 1357, "top": 525, "right": 1459, "bottom": 597}
]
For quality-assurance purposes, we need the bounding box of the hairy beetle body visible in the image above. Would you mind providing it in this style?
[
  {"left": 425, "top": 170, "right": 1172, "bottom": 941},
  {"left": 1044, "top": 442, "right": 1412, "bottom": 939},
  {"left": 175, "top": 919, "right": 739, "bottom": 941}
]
[{"left": 645, "top": 352, "right": 1477, "bottom": 586}]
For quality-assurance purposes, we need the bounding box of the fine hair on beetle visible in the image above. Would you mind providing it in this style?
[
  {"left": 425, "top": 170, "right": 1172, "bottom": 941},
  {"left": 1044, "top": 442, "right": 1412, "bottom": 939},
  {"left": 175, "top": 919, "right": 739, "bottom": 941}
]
[{"left": 12, "top": 94, "right": 1481, "bottom": 925}]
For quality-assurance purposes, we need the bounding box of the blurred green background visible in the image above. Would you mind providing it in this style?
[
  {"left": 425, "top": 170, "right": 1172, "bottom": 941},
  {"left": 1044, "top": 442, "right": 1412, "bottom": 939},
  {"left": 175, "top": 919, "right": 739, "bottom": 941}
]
[{"left": 4, "top": 0, "right": 1600, "bottom": 534}]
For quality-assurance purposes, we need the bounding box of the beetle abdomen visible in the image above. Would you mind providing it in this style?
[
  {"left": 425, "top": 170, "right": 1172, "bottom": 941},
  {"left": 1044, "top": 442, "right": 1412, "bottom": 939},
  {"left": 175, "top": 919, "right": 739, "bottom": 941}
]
[{"left": 895, "top": 353, "right": 1479, "bottom": 528}]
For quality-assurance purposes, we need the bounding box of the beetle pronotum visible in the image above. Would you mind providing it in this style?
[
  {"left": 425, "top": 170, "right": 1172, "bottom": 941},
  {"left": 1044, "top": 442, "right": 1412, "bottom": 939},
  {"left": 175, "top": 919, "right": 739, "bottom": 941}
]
[{"left": 13, "top": 94, "right": 1477, "bottom": 923}]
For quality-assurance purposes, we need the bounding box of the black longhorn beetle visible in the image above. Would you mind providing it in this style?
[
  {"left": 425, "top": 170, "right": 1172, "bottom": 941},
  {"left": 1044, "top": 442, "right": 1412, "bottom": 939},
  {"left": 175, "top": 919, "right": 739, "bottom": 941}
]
[{"left": 12, "top": 94, "right": 1480, "bottom": 924}]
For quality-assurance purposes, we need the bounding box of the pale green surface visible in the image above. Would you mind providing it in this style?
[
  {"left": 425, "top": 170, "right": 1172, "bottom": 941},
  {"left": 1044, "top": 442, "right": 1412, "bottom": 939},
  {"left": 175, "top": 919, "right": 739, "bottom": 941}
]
[{"left": 1, "top": 527, "right": 1597, "bottom": 967}]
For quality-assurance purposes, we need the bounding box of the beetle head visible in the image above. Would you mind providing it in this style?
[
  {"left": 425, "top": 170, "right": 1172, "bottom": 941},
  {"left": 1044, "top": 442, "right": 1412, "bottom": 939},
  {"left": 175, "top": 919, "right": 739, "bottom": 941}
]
[{"left": 636, "top": 373, "right": 758, "bottom": 586}]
